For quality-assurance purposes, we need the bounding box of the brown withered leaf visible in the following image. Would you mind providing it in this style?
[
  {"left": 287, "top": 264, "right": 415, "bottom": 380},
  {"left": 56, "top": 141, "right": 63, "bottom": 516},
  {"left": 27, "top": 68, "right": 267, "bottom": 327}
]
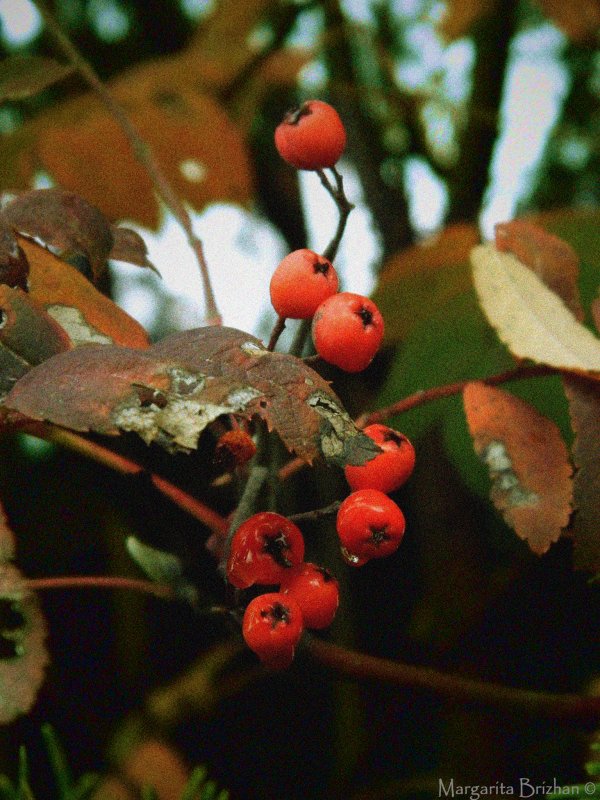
[
  {"left": 151, "top": 327, "right": 379, "bottom": 465},
  {"left": 0, "top": 189, "right": 114, "bottom": 282},
  {"left": 122, "top": 740, "right": 189, "bottom": 800},
  {"left": 0, "top": 563, "right": 48, "bottom": 724},
  {"left": 463, "top": 382, "right": 573, "bottom": 554},
  {"left": 0, "top": 221, "right": 28, "bottom": 290},
  {"left": 0, "top": 55, "right": 73, "bottom": 102},
  {"left": 495, "top": 219, "right": 583, "bottom": 319},
  {"left": 0, "top": 284, "right": 71, "bottom": 400},
  {"left": 110, "top": 225, "right": 159, "bottom": 274},
  {"left": 471, "top": 243, "right": 600, "bottom": 376},
  {"left": 563, "top": 377, "right": 600, "bottom": 573},
  {"left": 535, "top": 0, "right": 600, "bottom": 43},
  {"left": 0, "top": 500, "right": 48, "bottom": 724},
  {"left": 437, "top": 0, "right": 499, "bottom": 40},
  {"left": 20, "top": 236, "right": 150, "bottom": 349},
  {"left": 36, "top": 83, "right": 252, "bottom": 229},
  {"left": 6, "top": 327, "right": 378, "bottom": 464}
]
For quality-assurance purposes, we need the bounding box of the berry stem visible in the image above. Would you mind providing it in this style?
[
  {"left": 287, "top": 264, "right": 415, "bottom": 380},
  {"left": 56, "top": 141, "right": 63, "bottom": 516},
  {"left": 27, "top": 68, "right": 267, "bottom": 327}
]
[
  {"left": 21, "top": 423, "right": 228, "bottom": 536},
  {"left": 267, "top": 315, "right": 287, "bottom": 352},
  {"left": 306, "top": 637, "right": 600, "bottom": 725},
  {"left": 288, "top": 500, "right": 341, "bottom": 523},
  {"left": 318, "top": 166, "right": 354, "bottom": 263},
  {"left": 25, "top": 575, "right": 175, "bottom": 600},
  {"left": 31, "top": 0, "right": 222, "bottom": 325}
]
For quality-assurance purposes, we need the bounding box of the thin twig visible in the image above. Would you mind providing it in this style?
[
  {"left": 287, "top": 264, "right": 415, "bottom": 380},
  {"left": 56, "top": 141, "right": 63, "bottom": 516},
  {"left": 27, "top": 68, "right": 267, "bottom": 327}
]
[
  {"left": 320, "top": 166, "right": 354, "bottom": 263},
  {"left": 25, "top": 575, "right": 175, "bottom": 600},
  {"left": 306, "top": 638, "right": 600, "bottom": 726},
  {"left": 32, "top": 0, "right": 221, "bottom": 324},
  {"left": 25, "top": 424, "right": 228, "bottom": 536},
  {"left": 356, "top": 364, "right": 557, "bottom": 428},
  {"left": 289, "top": 500, "right": 341, "bottom": 524},
  {"left": 267, "top": 315, "right": 287, "bottom": 352}
]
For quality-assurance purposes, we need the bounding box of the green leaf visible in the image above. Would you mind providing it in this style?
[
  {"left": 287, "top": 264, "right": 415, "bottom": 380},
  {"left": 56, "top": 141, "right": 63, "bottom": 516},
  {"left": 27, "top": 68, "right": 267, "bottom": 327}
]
[
  {"left": 0, "top": 56, "right": 73, "bottom": 102},
  {"left": 180, "top": 767, "right": 208, "bottom": 800},
  {"left": 41, "top": 724, "right": 72, "bottom": 799},
  {"left": 17, "top": 747, "right": 34, "bottom": 800}
]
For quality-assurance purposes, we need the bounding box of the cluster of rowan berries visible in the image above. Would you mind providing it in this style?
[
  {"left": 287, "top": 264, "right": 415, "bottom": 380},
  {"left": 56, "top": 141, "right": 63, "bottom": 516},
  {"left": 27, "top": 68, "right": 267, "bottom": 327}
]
[
  {"left": 271, "top": 99, "right": 384, "bottom": 372},
  {"left": 224, "top": 100, "right": 416, "bottom": 668}
]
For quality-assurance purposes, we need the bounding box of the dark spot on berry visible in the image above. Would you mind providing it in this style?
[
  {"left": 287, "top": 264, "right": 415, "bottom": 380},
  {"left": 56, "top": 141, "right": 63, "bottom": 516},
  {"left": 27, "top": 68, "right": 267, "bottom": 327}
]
[
  {"left": 369, "top": 526, "right": 390, "bottom": 546},
  {"left": 284, "top": 103, "right": 312, "bottom": 126},
  {"left": 134, "top": 385, "right": 168, "bottom": 409},
  {"left": 383, "top": 430, "right": 404, "bottom": 447},
  {"left": 262, "top": 601, "right": 291, "bottom": 628},
  {"left": 357, "top": 307, "right": 373, "bottom": 327},
  {"left": 313, "top": 259, "right": 330, "bottom": 276},
  {"left": 263, "top": 532, "right": 293, "bottom": 568},
  {"left": 259, "top": 400, "right": 268, "bottom": 409}
]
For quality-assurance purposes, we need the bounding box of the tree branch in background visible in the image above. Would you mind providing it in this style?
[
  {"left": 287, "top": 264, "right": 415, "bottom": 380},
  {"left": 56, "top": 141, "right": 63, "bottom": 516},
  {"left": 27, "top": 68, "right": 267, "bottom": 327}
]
[
  {"left": 307, "top": 637, "right": 600, "bottom": 726},
  {"left": 31, "top": 0, "right": 222, "bottom": 324}
]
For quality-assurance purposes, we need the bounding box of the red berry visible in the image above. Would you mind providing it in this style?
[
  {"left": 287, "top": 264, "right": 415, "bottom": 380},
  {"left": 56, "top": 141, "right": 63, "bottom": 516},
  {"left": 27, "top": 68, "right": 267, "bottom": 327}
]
[
  {"left": 214, "top": 429, "right": 257, "bottom": 471},
  {"left": 242, "top": 592, "right": 304, "bottom": 669},
  {"left": 345, "top": 424, "right": 416, "bottom": 494},
  {"left": 274, "top": 100, "right": 346, "bottom": 171},
  {"left": 280, "top": 562, "right": 339, "bottom": 629},
  {"left": 270, "top": 249, "right": 339, "bottom": 319},
  {"left": 312, "top": 292, "right": 384, "bottom": 372},
  {"left": 336, "top": 489, "right": 406, "bottom": 566},
  {"left": 226, "top": 512, "right": 305, "bottom": 589}
]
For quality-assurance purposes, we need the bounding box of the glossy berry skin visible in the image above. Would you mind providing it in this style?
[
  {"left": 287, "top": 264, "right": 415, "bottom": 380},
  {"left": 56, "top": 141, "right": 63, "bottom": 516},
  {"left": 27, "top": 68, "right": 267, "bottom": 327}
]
[
  {"left": 336, "top": 489, "right": 406, "bottom": 566},
  {"left": 242, "top": 592, "right": 304, "bottom": 669},
  {"left": 345, "top": 424, "right": 416, "bottom": 494},
  {"left": 312, "top": 292, "right": 384, "bottom": 372},
  {"left": 275, "top": 100, "right": 346, "bottom": 170},
  {"left": 227, "top": 512, "right": 305, "bottom": 589},
  {"left": 280, "top": 562, "right": 339, "bottom": 629},
  {"left": 270, "top": 249, "right": 339, "bottom": 319}
]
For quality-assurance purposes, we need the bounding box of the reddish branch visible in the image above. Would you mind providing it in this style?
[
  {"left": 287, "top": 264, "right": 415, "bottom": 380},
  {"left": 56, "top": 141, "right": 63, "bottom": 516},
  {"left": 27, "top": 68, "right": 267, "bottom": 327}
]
[
  {"left": 28, "top": 424, "right": 228, "bottom": 537},
  {"left": 32, "top": 0, "right": 221, "bottom": 325},
  {"left": 357, "top": 364, "right": 556, "bottom": 427},
  {"left": 307, "top": 638, "right": 600, "bottom": 725},
  {"left": 26, "top": 575, "right": 175, "bottom": 600}
]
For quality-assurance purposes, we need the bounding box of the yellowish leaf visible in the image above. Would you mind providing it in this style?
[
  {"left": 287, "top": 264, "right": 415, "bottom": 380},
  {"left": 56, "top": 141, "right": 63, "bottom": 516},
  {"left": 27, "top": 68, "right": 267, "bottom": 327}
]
[{"left": 471, "top": 243, "right": 600, "bottom": 376}]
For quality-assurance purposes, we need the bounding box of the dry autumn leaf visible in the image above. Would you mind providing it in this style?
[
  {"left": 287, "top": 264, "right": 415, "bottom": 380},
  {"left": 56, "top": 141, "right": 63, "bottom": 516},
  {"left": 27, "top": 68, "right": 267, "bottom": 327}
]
[
  {"left": 463, "top": 382, "right": 573, "bottom": 554},
  {"left": 437, "top": 0, "right": 498, "bottom": 40},
  {"left": 1, "top": 188, "right": 114, "bottom": 282},
  {"left": 19, "top": 236, "right": 150, "bottom": 349},
  {"left": 471, "top": 243, "right": 600, "bottom": 376},
  {"left": 0, "top": 501, "right": 48, "bottom": 724},
  {"left": 5, "top": 327, "right": 378, "bottom": 465},
  {"left": 32, "top": 71, "right": 253, "bottom": 229},
  {"left": 109, "top": 225, "right": 158, "bottom": 274},
  {"left": 536, "top": 0, "right": 600, "bottom": 43},
  {"left": 0, "top": 284, "right": 71, "bottom": 400}
]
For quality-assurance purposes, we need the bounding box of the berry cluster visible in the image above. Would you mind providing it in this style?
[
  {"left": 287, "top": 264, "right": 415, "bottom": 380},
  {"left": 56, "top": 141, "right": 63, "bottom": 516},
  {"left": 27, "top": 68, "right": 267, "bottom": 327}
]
[
  {"left": 227, "top": 513, "right": 339, "bottom": 668},
  {"left": 272, "top": 99, "right": 384, "bottom": 373},
  {"left": 223, "top": 100, "right": 416, "bottom": 669}
]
